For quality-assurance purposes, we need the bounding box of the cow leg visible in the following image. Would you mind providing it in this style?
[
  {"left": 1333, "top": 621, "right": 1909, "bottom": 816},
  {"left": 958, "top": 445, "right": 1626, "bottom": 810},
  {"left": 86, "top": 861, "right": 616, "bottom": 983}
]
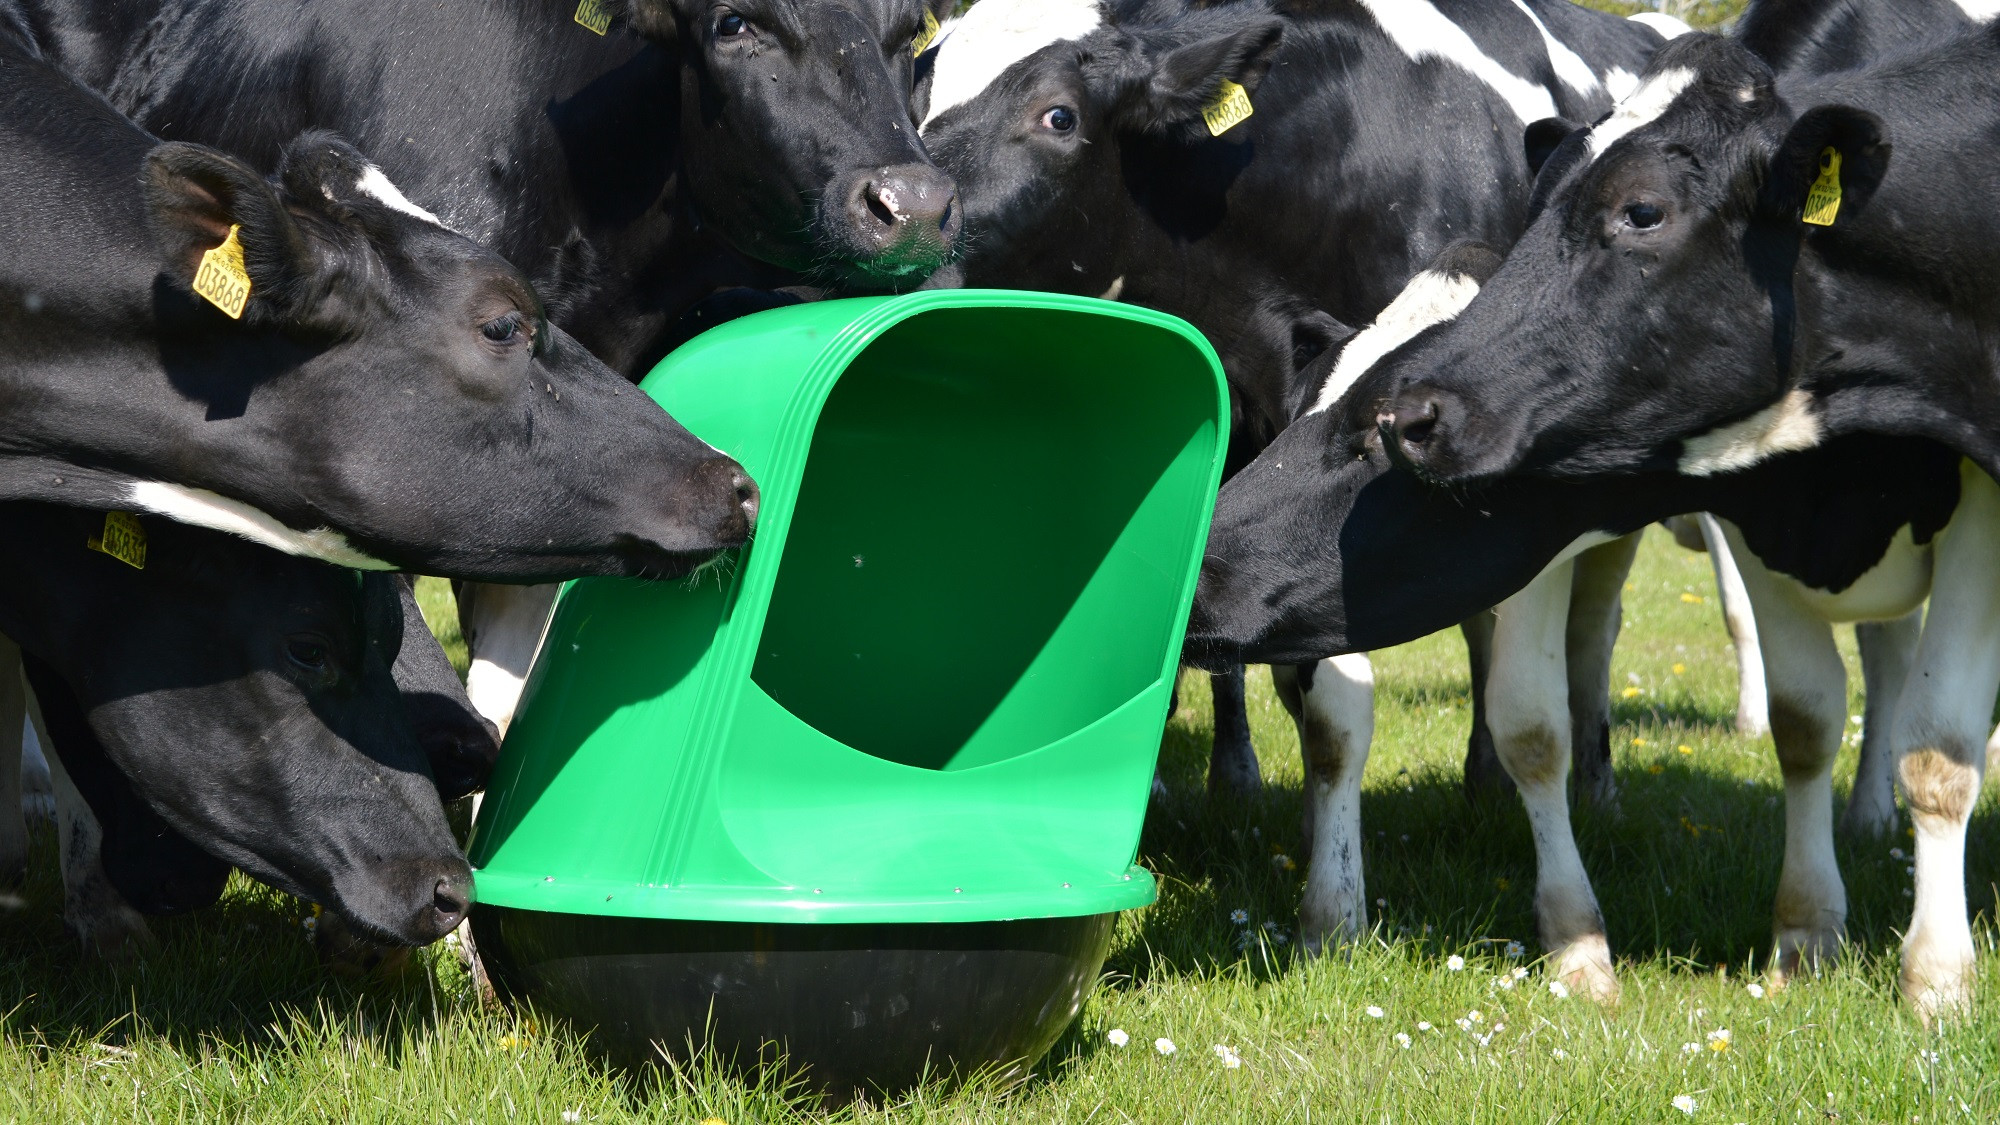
[
  {"left": 1207, "top": 665, "right": 1261, "bottom": 797},
  {"left": 1566, "top": 533, "right": 1641, "bottom": 810},
  {"left": 0, "top": 637, "right": 26, "bottom": 885},
  {"left": 28, "top": 688, "right": 153, "bottom": 958},
  {"left": 1720, "top": 522, "right": 1847, "bottom": 983},
  {"left": 1277, "top": 656, "right": 1375, "bottom": 953},
  {"left": 1895, "top": 463, "right": 2000, "bottom": 1022},
  {"left": 1844, "top": 610, "right": 1922, "bottom": 838},
  {"left": 1697, "top": 513, "right": 1770, "bottom": 737},
  {"left": 456, "top": 581, "right": 559, "bottom": 735},
  {"left": 1487, "top": 560, "right": 1616, "bottom": 1002},
  {"left": 1459, "top": 610, "right": 1513, "bottom": 801}
]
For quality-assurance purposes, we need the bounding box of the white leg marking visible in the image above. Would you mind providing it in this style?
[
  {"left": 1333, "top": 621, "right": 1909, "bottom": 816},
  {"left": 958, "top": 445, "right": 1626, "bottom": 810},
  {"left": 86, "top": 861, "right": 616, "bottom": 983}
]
[
  {"left": 1354, "top": 0, "right": 1558, "bottom": 123},
  {"left": 1720, "top": 520, "right": 1847, "bottom": 983},
  {"left": 1697, "top": 512, "right": 1769, "bottom": 737},
  {"left": 1848, "top": 610, "right": 1922, "bottom": 837},
  {"left": 1566, "top": 533, "right": 1640, "bottom": 810},
  {"left": 126, "top": 481, "right": 395, "bottom": 570},
  {"left": 1677, "top": 389, "right": 1824, "bottom": 476},
  {"left": 1589, "top": 66, "right": 1697, "bottom": 160},
  {"left": 459, "top": 582, "right": 561, "bottom": 734},
  {"left": 29, "top": 688, "right": 153, "bottom": 958},
  {"left": 1292, "top": 654, "right": 1375, "bottom": 953},
  {"left": 920, "top": 0, "right": 1104, "bottom": 130},
  {"left": 1894, "top": 462, "right": 2000, "bottom": 1021},
  {"left": 1489, "top": 559, "right": 1616, "bottom": 1001}
]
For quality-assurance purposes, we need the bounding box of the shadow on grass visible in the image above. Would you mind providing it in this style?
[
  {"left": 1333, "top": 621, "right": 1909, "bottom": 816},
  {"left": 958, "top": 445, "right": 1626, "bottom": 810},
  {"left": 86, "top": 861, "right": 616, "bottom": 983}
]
[
  {"left": 0, "top": 826, "right": 460, "bottom": 1062},
  {"left": 1122, "top": 717, "right": 2000, "bottom": 988}
]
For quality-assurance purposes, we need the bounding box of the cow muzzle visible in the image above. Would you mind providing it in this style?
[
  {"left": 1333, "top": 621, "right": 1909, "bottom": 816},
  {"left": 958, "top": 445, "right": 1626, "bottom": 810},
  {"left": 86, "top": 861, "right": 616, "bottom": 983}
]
[{"left": 824, "top": 163, "right": 961, "bottom": 282}]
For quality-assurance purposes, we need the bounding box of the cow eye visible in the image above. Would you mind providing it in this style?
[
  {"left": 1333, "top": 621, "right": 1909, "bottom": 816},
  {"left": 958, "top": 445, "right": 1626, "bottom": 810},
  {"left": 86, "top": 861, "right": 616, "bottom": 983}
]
[
  {"left": 1041, "top": 106, "right": 1077, "bottom": 133},
  {"left": 286, "top": 635, "right": 330, "bottom": 672},
  {"left": 717, "top": 11, "right": 748, "bottom": 36},
  {"left": 1623, "top": 201, "right": 1665, "bottom": 230},
  {"left": 480, "top": 313, "right": 524, "bottom": 345}
]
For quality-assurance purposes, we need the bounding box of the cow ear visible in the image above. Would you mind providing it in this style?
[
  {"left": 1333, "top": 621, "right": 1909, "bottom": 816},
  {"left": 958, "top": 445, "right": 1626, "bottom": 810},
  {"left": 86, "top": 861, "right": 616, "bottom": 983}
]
[
  {"left": 1524, "top": 117, "right": 1580, "bottom": 179},
  {"left": 142, "top": 142, "right": 316, "bottom": 320},
  {"left": 1114, "top": 14, "right": 1283, "bottom": 136},
  {"left": 1763, "top": 104, "right": 1890, "bottom": 227}
]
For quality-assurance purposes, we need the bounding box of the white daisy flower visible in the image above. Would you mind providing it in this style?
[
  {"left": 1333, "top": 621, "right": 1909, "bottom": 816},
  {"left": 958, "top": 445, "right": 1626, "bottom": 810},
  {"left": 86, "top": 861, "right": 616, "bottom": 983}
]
[
  {"left": 1154, "top": 1038, "right": 1177, "bottom": 1056},
  {"left": 1212, "top": 1044, "right": 1242, "bottom": 1069},
  {"left": 1229, "top": 909, "right": 1249, "bottom": 925},
  {"left": 1365, "top": 1005, "right": 1385, "bottom": 1019},
  {"left": 1446, "top": 955, "right": 1466, "bottom": 971},
  {"left": 1107, "top": 1028, "right": 1130, "bottom": 1047},
  {"left": 1672, "top": 1094, "right": 1697, "bottom": 1114},
  {"left": 1394, "top": 1032, "right": 1412, "bottom": 1048},
  {"left": 1549, "top": 980, "right": 1570, "bottom": 999},
  {"left": 1745, "top": 982, "right": 1765, "bottom": 999}
]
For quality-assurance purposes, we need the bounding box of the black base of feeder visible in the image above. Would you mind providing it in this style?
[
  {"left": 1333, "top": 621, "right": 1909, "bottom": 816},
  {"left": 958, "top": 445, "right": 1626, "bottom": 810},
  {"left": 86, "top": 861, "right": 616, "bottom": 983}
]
[{"left": 471, "top": 905, "right": 1115, "bottom": 1098}]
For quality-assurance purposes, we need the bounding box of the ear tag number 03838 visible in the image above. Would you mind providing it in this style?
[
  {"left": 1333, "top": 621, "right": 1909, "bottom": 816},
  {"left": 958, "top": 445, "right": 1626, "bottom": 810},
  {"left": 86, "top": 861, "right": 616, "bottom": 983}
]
[
  {"left": 192, "top": 224, "right": 251, "bottom": 319},
  {"left": 1802, "top": 146, "right": 1842, "bottom": 227},
  {"left": 912, "top": 9, "right": 941, "bottom": 56},
  {"left": 88, "top": 512, "right": 147, "bottom": 570},
  {"left": 574, "top": 0, "right": 612, "bottom": 35},
  {"left": 1203, "top": 79, "right": 1253, "bottom": 137}
]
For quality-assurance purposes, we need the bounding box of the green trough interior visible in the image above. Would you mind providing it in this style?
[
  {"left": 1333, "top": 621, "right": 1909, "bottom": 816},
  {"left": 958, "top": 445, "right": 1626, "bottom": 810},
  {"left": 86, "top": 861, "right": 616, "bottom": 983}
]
[{"left": 467, "top": 292, "right": 1228, "bottom": 925}]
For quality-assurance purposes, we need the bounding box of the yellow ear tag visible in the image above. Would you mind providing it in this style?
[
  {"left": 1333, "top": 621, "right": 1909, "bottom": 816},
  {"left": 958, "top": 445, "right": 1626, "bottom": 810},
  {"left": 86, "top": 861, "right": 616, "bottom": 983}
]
[
  {"left": 1802, "top": 146, "right": 1842, "bottom": 227},
  {"left": 192, "top": 224, "right": 252, "bottom": 320},
  {"left": 87, "top": 512, "right": 147, "bottom": 570},
  {"left": 574, "top": 0, "right": 612, "bottom": 35},
  {"left": 912, "top": 8, "right": 941, "bottom": 56},
  {"left": 1202, "top": 78, "right": 1254, "bottom": 137}
]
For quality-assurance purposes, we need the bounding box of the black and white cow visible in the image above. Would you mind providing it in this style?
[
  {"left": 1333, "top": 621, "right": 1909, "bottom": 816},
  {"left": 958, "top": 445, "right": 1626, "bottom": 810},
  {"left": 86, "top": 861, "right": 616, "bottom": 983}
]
[
  {"left": 0, "top": 24, "right": 756, "bottom": 584},
  {"left": 1188, "top": 240, "right": 1972, "bottom": 1000},
  {"left": 914, "top": 0, "right": 1679, "bottom": 952},
  {"left": 1359, "top": 23, "right": 2000, "bottom": 1016},
  {"left": 26, "top": 0, "right": 961, "bottom": 731},
  {"left": 0, "top": 505, "right": 479, "bottom": 950}
]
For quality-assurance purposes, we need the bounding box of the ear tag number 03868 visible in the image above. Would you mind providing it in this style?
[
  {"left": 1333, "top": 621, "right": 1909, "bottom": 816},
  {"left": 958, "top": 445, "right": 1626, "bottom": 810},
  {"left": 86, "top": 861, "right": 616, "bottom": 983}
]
[
  {"left": 88, "top": 512, "right": 147, "bottom": 570},
  {"left": 1203, "top": 79, "right": 1253, "bottom": 137},
  {"left": 192, "top": 224, "right": 252, "bottom": 319},
  {"left": 1802, "top": 146, "right": 1842, "bottom": 227},
  {"left": 912, "top": 9, "right": 941, "bottom": 56},
  {"left": 575, "top": 0, "right": 612, "bottom": 35}
]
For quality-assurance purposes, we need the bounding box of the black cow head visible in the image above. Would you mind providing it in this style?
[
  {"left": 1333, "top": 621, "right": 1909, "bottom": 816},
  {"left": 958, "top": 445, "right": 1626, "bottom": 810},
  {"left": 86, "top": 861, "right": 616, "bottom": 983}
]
[
  {"left": 1376, "top": 34, "right": 1894, "bottom": 486},
  {"left": 120, "top": 132, "right": 758, "bottom": 581},
  {"left": 918, "top": 0, "right": 1281, "bottom": 294},
  {"left": 623, "top": 0, "right": 961, "bottom": 288},
  {"left": 0, "top": 506, "right": 470, "bottom": 947}
]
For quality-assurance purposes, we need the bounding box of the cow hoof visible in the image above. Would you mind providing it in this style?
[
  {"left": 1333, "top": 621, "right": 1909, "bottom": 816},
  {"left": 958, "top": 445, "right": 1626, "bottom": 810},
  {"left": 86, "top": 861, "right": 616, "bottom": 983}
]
[
  {"left": 69, "top": 910, "right": 155, "bottom": 962},
  {"left": 1901, "top": 943, "right": 1976, "bottom": 1026},
  {"left": 1772, "top": 925, "right": 1843, "bottom": 984},
  {"left": 1551, "top": 936, "right": 1619, "bottom": 1005},
  {"left": 1205, "top": 759, "right": 1262, "bottom": 799}
]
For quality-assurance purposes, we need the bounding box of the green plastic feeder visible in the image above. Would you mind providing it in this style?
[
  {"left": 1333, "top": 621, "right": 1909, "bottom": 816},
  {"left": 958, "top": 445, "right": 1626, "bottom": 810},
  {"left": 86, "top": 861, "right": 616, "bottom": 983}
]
[{"left": 467, "top": 290, "right": 1227, "bottom": 1094}]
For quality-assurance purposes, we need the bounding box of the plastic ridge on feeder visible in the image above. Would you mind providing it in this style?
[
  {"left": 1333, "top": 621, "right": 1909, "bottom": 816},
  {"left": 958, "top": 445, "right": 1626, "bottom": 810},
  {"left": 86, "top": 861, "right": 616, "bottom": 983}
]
[{"left": 466, "top": 289, "right": 1229, "bottom": 1093}]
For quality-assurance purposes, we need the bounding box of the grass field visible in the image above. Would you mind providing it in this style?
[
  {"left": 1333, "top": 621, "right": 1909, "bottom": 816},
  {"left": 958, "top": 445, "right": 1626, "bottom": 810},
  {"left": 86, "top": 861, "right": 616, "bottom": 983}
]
[{"left": 2, "top": 531, "right": 1998, "bottom": 1122}]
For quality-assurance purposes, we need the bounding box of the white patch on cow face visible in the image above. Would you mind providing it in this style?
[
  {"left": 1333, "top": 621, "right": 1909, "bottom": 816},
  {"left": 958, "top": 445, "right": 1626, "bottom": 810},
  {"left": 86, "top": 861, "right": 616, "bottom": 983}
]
[
  {"left": 1354, "top": 0, "right": 1557, "bottom": 124},
  {"left": 356, "top": 164, "right": 446, "bottom": 227},
  {"left": 126, "top": 482, "right": 398, "bottom": 570},
  {"left": 1308, "top": 269, "right": 1481, "bottom": 415},
  {"left": 1676, "top": 389, "right": 1824, "bottom": 476},
  {"left": 1626, "top": 12, "right": 1695, "bottom": 39},
  {"left": 1588, "top": 66, "right": 1697, "bottom": 160},
  {"left": 1952, "top": 0, "right": 2000, "bottom": 22},
  {"left": 1097, "top": 275, "right": 1125, "bottom": 301},
  {"left": 1507, "top": 0, "right": 1600, "bottom": 96},
  {"left": 1602, "top": 66, "right": 1640, "bottom": 102},
  {"left": 920, "top": 0, "right": 1102, "bottom": 131}
]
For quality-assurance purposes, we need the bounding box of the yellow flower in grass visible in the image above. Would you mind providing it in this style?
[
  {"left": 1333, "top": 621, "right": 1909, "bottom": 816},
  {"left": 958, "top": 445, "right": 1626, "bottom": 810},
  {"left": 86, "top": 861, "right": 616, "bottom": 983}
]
[
  {"left": 1672, "top": 662, "right": 1687, "bottom": 675},
  {"left": 1647, "top": 764, "right": 1665, "bottom": 775},
  {"left": 1680, "top": 592, "right": 1706, "bottom": 604},
  {"left": 1621, "top": 686, "right": 1644, "bottom": 699},
  {"left": 1631, "top": 737, "right": 1648, "bottom": 747},
  {"left": 1707, "top": 1028, "right": 1732, "bottom": 1053},
  {"left": 1678, "top": 745, "right": 1694, "bottom": 755}
]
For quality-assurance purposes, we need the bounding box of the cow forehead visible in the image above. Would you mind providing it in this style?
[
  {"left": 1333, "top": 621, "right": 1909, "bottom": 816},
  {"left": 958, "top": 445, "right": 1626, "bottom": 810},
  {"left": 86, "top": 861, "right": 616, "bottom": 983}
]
[
  {"left": 921, "top": 0, "right": 1103, "bottom": 131},
  {"left": 1587, "top": 66, "right": 1697, "bottom": 160}
]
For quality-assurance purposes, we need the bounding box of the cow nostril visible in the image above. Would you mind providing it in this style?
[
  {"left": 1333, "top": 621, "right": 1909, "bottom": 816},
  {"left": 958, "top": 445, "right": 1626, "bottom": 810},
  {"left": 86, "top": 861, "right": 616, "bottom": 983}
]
[
  {"left": 861, "top": 182, "right": 899, "bottom": 229},
  {"left": 734, "top": 472, "right": 760, "bottom": 524},
  {"left": 433, "top": 876, "right": 469, "bottom": 922},
  {"left": 1395, "top": 401, "right": 1441, "bottom": 447}
]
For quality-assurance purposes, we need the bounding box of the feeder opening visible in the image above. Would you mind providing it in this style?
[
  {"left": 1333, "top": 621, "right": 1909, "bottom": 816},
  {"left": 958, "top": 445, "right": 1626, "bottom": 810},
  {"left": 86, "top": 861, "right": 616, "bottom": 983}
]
[{"left": 751, "top": 306, "right": 1216, "bottom": 771}]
